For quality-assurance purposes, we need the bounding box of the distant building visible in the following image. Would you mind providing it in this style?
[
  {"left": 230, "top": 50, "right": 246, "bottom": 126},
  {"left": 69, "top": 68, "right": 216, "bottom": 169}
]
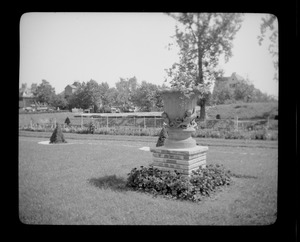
[
  {"left": 19, "top": 84, "right": 36, "bottom": 109},
  {"left": 64, "top": 84, "right": 79, "bottom": 98},
  {"left": 215, "top": 72, "right": 244, "bottom": 87},
  {"left": 213, "top": 72, "right": 245, "bottom": 92}
]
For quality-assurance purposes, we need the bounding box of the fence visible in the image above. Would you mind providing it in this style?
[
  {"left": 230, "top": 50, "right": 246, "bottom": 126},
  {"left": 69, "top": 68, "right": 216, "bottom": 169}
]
[
  {"left": 85, "top": 116, "right": 164, "bottom": 129},
  {"left": 20, "top": 115, "right": 277, "bottom": 132},
  {"left": 198, "top": 116, "right": 277, "bottom": 131}
]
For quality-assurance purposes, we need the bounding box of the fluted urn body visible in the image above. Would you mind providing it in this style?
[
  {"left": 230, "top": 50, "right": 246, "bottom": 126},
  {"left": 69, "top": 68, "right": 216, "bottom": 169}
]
[{"left": 160, "top": 89, "right": 199, "bottom": 149}]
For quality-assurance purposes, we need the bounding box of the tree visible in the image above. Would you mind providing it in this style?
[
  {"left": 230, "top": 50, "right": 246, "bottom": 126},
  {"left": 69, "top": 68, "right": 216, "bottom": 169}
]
[
  {"left": 257, "top": 14, "right": 278, "bottom": 81},
  {"left": 51, "top": 93, "right": 68, "bottom": 109},
  {"left": 31, "top": 83, "right": 37, "bottom": 93},
  {"left": 104, "top": 87, "right": 118, "bottom": 108},
  {"left": 34, "top": 79, "right": 56, "bottom": 105},
  {"left": 72, "top": 81, "right": 81, "bottom": 87},
  {"left": 81, "top": 79, "right": 102, "bottom": 112},
  {"left": 115, "top": 77, "right": 138, "bottom": 109},
  {"left": 67, "top": 82, "right": 86, "bottom": 109},
  {"left": 211, "top": 82, "right": 234, "bottom": 105},
  {"left": 131, "top": 81, "right": 161, "bottom": 112},
  {"left": 233, "top": 80, "right": 255, "bottom": 102},
  {"left": 98, "top": 82, "right": 110, "bottom": 108},
  {"left": 211, "top": 77, "right": 276, "bottom": 104},
  {"left": 166, "top": 13, "right": 243, "bottom": 120},
  {"left": 251, "top": 88, "right": 276, "bottom": 103}
]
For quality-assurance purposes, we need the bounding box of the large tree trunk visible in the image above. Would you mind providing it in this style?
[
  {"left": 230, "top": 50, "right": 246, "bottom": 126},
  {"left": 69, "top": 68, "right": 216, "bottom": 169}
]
[
  {"left": 199, "top": 99, "right": 206, "bottom": 121},
  {"left": 197, "top": 47, "right": 206, "bottom": 121}
]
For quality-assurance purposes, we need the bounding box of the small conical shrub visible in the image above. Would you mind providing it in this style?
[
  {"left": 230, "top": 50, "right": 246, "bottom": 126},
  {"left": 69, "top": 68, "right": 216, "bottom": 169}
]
[
  {"left": 156, "top": 127, "right": 168, "bottom": 147},
  {"left": 50, "top": 123, "right": 67, "bottom": 144},
  {"left": 65, "top": 117, "right": 71, "bottom": 125}
]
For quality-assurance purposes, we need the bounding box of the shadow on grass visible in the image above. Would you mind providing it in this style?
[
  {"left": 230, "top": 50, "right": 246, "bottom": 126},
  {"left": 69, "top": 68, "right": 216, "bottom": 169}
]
[{"left": 88, "top": 175, "right": 129, "bottom": 192}]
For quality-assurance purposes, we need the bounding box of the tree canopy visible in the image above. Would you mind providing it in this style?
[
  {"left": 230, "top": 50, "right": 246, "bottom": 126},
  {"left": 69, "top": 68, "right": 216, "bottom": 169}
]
[
  {"left": 257, "top": 14, "right": 278, "bottom": 81},
  {"left": 166, "top": 13, "right": 243, "bottom": 120},
  {"left": 211, "top": 77, "right": 277, "bottom": 104},
  {"left": 33, "top": 79, "right": 56, "bottom": 105},
  {"left": 131, "top": 81, "right": 163, "bottom": 112},
  {"left": 115, "top": 77, "right": 138, "bottom": 109}
]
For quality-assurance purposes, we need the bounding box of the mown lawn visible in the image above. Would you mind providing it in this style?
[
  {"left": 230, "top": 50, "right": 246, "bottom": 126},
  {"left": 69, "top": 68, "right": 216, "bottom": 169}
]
[
  {"left": 19, "top": 112, "right": 81, "bottom": 127},
  {"left": 207, "top": 102, "right": 278, "bottom": 120},
  {"left": 18, "top": 135, "right": 277, "bottom": 225}
]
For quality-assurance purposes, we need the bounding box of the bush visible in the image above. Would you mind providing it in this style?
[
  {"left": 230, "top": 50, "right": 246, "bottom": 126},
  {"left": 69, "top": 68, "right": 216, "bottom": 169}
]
[
  {"left": 224, "top": 130, "right": 246, "bottom": 139},
  {"left": 250, "top": 129, "right": 277, "bottom": 140},
  {"left": 50, "top": 123, "right": 67, "bottom": 143},
  {"left": 88, "top": 121, "right": 96, "bottom": 134},
  {"left": 65, "top": 117, "right": 71, "bottom": 125},
  {"left": 126, "top": 164, "right": 232, "bottom": 202}
]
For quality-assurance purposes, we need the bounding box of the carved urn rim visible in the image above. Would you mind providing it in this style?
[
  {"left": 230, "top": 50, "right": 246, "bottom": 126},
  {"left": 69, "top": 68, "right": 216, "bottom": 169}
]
[{"left": 159, "top": 87, "right": 203, "bottom": 100}]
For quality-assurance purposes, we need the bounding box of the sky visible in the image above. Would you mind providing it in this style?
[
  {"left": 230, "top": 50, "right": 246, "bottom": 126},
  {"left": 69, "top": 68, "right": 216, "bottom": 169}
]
[{"left": 19, "top": 12, "right": 278, "bottom": 98}]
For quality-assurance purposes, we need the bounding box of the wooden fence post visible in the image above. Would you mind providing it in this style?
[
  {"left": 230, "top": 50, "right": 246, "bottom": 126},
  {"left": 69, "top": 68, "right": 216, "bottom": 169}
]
[
  {"left": 236, "top": 116, "right": 239, "bottom": 131},
  {"left": 154, "top": 116, "right": 156, "bottom": 128},
  {"left": 106, "top": 116, "right": 109, "bottom": 132},
  {"left": 144, "top": 117, "right": 146, "bottom": 128},
  {"left": 81, "top": 115, "right": 83, "bottom": 129}
]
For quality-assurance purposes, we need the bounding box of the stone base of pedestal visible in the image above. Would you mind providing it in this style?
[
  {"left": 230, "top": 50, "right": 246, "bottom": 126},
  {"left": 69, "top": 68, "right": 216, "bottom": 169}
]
[{"left": 150, "top": 145, "right": 209, "bottom": 176}]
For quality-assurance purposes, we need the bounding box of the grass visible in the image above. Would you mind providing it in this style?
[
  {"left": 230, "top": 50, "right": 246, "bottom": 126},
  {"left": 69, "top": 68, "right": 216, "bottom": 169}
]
[
  {"left": 18, "top": 102, "right": 278, "bottom": 128},
  {"left": 19, "top": 111, "right": 82, "bottom": 127},
  {"left": 207, "top": 102, "right": 278, "bottom": 120},
  {"left": 19, "top": 135, "right": 277, "bottom": 225}
]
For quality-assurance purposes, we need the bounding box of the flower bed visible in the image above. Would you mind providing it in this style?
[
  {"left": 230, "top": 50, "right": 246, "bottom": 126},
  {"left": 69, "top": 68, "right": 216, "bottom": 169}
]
[
  {"left": 192, "top": 128, "right": 278, "bottom": 140},
  {"left": 126, "top": 164, "right": 232, "bottom": 202},
  {"left": 19, "top": 123, "right": 278, "bottom": 140}
]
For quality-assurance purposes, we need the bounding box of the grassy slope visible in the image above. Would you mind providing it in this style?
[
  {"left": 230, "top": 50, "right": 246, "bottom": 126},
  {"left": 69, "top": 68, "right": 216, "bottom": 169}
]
[
  {"left": 207, "top": 102, "right": 278, "bottom": 120},
  {"left": 19, "top": 136, "right": 277, "bottom": 225}
]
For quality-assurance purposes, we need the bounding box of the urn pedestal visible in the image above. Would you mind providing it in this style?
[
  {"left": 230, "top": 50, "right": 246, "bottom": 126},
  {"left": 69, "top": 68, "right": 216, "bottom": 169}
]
[{"left": 150, "top": 89, "right": 208, "bottom": 176}]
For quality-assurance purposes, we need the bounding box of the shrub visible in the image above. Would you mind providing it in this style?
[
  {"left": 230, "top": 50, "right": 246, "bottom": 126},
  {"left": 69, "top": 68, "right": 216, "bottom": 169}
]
[
  {"left": 224, "top": 130, "right": 243, "bottom": 139},
  {"left": 65, "top": 117, "right": 71, "bottom": 125},
  {"left": 126, "top": 164, "right": 232, "bottom": 202},
  {"left": 50, "top": 123, "right": 67, "bottom": 143},
  {"left": 156, "top": 127, "right": 168, "bottom": 147},
  {"left": 88, "top": 121, "right": 96, "bottom": 134},
  {"left": 250, "top": 129, "right": 277, "bottom": 140}
]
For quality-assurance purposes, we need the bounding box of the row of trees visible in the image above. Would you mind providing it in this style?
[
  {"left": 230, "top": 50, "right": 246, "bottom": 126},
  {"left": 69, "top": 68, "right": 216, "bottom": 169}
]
[
  {"left": 66, "top": 77, "right": 165, "bottom": 112},
  {"left": 25, "top": 75, "right": 276, "bottom": 113},
  {"left": 26, "top": 77, "right": 165, "bottom": 112},
  {"left": 210, "top": 78, "right": 277, "bottom": 105}
]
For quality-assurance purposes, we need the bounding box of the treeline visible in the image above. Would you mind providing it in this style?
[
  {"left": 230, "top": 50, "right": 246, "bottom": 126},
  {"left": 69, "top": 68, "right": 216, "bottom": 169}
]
[
  {"left": 22, "top": 76, "right": 277, "bottom": 112},
  {"left": 210, "top": 79, "right": 277, "bottom": 105},
  {"left": 24, "top": 77, "right": 165, "bottom": 112}
]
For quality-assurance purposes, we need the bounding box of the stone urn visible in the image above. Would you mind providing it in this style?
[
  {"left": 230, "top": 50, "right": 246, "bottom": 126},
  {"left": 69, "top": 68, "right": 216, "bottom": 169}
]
[
  {"left": 150, "top": 88, "right": 208, "bottom": 176},
  {"left": 160, "top": 89, "right": 199, "bottom": 149}
]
